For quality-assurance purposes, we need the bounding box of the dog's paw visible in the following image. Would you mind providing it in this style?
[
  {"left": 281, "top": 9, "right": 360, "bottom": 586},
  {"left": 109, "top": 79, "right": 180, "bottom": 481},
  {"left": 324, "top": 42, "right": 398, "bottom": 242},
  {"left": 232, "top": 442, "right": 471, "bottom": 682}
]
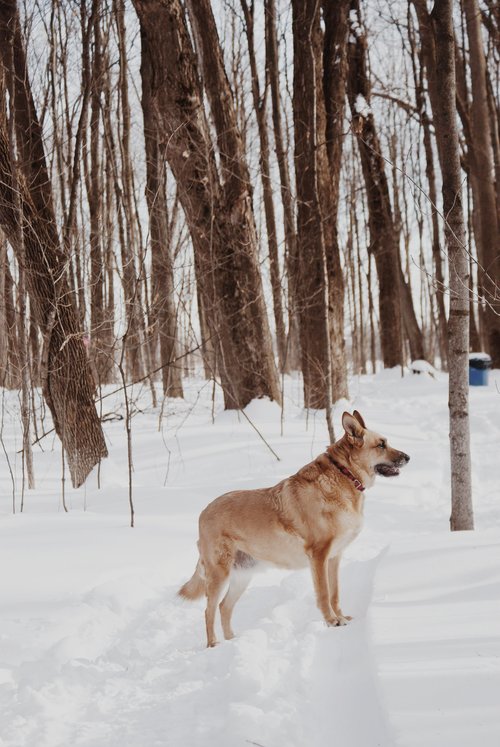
[
  {"left": 325, "top": 616, "right": 340, "bottom": 627},
  {"left": 336, "top": 614, "right": 350, "bottom": 626}
]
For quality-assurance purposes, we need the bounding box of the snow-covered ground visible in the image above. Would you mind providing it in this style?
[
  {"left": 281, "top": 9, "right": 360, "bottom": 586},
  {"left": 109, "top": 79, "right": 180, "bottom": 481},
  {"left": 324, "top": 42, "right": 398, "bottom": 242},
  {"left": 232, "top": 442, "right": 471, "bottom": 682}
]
[{"left": 0, "top": 368, "right": 499, "bottom": 747}]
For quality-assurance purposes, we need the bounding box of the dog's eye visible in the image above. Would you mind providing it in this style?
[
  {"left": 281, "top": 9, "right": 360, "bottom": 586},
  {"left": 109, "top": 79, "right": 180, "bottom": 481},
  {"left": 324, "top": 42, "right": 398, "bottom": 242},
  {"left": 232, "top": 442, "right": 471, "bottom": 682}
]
[{"left": 377, "top": 442, "right": 386, "bottom": 449}]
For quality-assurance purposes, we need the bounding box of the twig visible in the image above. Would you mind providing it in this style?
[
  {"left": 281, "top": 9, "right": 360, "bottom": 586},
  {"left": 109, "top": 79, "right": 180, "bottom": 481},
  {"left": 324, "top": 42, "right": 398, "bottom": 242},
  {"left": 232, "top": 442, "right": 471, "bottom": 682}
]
[{"left": 212, "top": 379, "right": 281, "bottom": 462}]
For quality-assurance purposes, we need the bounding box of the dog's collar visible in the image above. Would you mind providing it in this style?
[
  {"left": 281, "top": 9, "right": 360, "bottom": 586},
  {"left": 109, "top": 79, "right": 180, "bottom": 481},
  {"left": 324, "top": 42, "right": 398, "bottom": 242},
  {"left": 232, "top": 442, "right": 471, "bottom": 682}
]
[{"left": 325, "top": 454, "right": 365, "bottom": 492}]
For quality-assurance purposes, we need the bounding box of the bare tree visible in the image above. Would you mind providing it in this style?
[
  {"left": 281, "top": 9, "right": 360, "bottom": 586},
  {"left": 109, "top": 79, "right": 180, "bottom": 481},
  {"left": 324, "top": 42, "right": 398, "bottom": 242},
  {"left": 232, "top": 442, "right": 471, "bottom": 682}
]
[
  {"left": 0, "top": 0, "right": 107, "bottom": 487},
  {"left": 430, "top": 0, "right": 474, "bottom": 530}
]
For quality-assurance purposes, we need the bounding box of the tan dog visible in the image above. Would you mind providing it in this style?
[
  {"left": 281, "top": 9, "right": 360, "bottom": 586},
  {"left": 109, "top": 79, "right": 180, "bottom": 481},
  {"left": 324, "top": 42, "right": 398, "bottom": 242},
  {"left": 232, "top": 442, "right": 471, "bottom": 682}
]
[{"left": 179, "top": 411, "right": 410, "bottom": 647}]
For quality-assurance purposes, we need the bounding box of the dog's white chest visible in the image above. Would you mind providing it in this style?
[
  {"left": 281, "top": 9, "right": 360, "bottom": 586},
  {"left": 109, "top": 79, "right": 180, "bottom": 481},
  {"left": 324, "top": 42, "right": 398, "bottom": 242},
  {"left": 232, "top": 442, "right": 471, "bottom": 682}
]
[{"left": 329, "top": 512, "right": 363, "bottom": 557}]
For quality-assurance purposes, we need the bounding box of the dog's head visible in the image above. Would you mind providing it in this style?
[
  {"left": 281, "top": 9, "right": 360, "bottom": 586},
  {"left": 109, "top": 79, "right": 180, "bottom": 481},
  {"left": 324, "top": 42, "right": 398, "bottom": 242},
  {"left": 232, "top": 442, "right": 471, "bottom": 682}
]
[{"left": 341, "top": 411, "right": 410, "bottom": 478}]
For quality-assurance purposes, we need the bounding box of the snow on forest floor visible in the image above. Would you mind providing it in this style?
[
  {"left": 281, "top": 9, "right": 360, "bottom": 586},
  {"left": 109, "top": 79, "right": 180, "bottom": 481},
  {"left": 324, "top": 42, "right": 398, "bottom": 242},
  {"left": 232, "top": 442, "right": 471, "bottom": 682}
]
[{"left": 0, "top": 368, "right": 499, "bottom": 747}]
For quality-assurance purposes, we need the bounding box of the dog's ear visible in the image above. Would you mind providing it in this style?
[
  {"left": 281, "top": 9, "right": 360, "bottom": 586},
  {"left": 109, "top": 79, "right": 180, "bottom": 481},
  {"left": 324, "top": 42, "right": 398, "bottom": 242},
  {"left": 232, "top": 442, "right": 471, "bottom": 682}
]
[
  {"left": 342, "top": 412, "right": 364, "bottom": 444},
  {"left": 353, "top": 410, "right": 366, "bottom": 429}
]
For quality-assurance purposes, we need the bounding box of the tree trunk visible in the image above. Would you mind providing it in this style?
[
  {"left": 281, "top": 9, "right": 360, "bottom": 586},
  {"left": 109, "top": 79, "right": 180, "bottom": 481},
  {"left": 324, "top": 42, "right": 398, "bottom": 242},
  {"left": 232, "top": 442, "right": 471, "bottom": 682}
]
[
  {"left": 114, "top": 0, "right": 147, "bottom": 384},
  {"left": 422, "top": 108, "right": 449, "bottom": 366},
  {"left": 292, "top": 0, "right": 333, "bottom": 419},
  {"left": 0, "top": 239, "right": 20, "bottom": 388},
  {"left": 431, "top": 0, "right": 474, "bottom": 530},
  {"left": 409, "top": 7, "right": 449, "bottom": 367},
  {"left": 140, "top": 38, "right": 183, "bottom": 398},
  {"left": 399, "top": 267, "right": 425, "bottom": 360},
  {"left": 264, "top": 0, "right": 301, "bottom": 371},
  {"left": 87, "top": 1, "right": 114, "bottom": 384},
  {"left": 347, "top": 2, "right": 404, "bottom": 369},
  {"left": 0, "top": 1, "right": 107, "bottom": 487},
  {"left": 317, "top": 2, "right": 349, "bottom": 401},
  {"left": 6, "top": 40, "right": 35, "bottom": 492},
  {"left": 133, "top": 0, "right": 280, "bottom": 410},
  {"left": 463, "top": 0, "right": 500, "bottom": 364},
  {"left": 241, "top": 0, "right": 287, "bottom": 373}
]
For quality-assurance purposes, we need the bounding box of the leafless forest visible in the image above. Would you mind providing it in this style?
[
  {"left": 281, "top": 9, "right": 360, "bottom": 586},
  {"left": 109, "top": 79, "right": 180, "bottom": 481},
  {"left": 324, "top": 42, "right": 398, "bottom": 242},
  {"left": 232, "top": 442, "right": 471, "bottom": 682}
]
[{"left": 0, "top": 0, "right": 498, "bottom": 526}]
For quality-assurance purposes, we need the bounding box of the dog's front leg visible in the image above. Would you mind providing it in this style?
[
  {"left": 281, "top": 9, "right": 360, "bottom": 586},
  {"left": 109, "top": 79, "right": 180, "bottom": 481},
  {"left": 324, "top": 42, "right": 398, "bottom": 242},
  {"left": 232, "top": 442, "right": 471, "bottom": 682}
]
[
  {"left": 308, "top": 544, "right": 339, "bottom": 626},
  {"left": 328, "top": 554, "right": 351, "bottom": 626}
]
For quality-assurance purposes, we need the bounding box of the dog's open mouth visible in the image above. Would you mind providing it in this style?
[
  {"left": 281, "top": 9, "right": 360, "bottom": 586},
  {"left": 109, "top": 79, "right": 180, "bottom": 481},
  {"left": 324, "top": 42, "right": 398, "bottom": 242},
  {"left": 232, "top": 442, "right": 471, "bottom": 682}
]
[{"left": 375, "top": 463, "right": 401, "bottom": 477}]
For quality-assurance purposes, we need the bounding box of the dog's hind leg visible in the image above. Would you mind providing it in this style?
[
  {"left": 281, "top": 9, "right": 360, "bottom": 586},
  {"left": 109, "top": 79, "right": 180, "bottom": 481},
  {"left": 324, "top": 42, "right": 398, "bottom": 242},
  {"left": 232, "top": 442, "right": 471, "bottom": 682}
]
[
  {"left": 205, "top": 567, "right": 229, "bottom": 647},
  {"left": 204, "top": 545, "right": 235, "bottom": 647},
  {"left": 219, "top": 567, "right": 253, "bottom": 640}
]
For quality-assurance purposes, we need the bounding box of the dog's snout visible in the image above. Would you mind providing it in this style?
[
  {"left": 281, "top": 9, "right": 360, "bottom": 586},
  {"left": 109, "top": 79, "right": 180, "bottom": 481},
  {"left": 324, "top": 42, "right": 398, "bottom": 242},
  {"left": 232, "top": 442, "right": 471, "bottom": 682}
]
[{"left": 400, "top": 452, "right": 410, "bottom": 464}]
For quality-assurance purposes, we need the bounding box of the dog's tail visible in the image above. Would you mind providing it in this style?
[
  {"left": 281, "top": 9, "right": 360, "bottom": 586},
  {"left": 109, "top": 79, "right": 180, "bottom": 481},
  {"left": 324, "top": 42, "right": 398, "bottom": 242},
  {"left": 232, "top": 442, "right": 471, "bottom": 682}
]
[{"left": 178, "top": 558, "right": 205, "bottom": 600}]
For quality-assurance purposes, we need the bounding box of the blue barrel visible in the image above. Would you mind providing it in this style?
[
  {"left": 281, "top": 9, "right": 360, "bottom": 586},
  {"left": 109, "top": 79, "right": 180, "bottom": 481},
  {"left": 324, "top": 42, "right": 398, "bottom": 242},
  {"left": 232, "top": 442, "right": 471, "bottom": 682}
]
[{"left": 469, "top": 353, "right": 492, "bottom": 386}]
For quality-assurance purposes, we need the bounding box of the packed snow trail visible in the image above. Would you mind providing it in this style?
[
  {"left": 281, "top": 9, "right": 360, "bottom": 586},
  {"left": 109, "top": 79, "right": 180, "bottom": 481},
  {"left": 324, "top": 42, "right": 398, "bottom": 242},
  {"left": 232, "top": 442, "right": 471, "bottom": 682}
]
[{"left": 1, "top": 552, "right": 394, "bottom": 747}]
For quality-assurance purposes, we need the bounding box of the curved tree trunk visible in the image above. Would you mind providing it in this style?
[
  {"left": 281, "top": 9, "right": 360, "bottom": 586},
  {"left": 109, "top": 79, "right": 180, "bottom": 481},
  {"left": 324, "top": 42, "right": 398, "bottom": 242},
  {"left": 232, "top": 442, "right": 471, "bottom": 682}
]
[{"left": 0, "top": 0, "right": 107, "bottom": 487}]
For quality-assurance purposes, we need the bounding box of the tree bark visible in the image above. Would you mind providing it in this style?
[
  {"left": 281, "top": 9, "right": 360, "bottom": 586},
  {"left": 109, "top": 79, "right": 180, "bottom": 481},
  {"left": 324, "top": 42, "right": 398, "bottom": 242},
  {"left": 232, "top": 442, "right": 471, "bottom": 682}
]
[
  {"left": 463, "top": 0, "right": 500, "bottom": 364},
  {"left": 318, "top": 1, "right": 349, "bottom": 401},
  {"left": 409, "top": 7, "right": 448, "bottom": 367},
  {"left": 347, "top": 3, "right": 403, "bottom": 369},
  {"left": 86, "top": 1, "right": 114, "bottom": 384},
  {"left": 133, "top": 0, "right": 280, "bottom": 410},
  {"left": 140, "top": 36, "right": 183, "bottom": 398},
  {"left": 264, "top": 0, "right": 301, "bottom": 371},
  {"left": 241, "top": 0, "right": 287, "bottom": 373},
  {"left": 114, "top": 0, "right": 147, "bottom": 384},
  {"left": 431, "top": 0, "right": 474, "bottom": 530},
  {"left": 292, "top": 0, "right": 333, "bottom": 418},
  {"left": 0, "top": 1, "right": 107, "bottom": 487},
  {"left": 0, "top": 239, "right": 20, "bottom": 388}
]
